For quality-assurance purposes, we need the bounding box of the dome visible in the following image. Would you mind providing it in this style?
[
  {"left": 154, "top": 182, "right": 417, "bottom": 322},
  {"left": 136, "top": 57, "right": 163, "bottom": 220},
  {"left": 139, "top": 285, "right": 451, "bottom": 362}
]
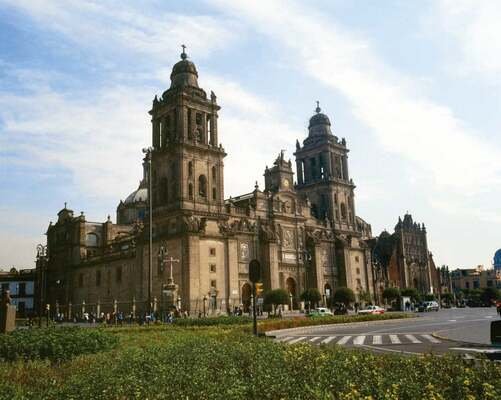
[
  {"left": 494, "top": 249, "right": 501, "bottom": 268},
  {"left": 308, "top": 102, "right": 333, "bottom": 137},
  {"left": 170, "top": 48, "right": 199, "bottom": 89},
  {"left": 124, "top": 187, "right": 148, "bottom": 204}
]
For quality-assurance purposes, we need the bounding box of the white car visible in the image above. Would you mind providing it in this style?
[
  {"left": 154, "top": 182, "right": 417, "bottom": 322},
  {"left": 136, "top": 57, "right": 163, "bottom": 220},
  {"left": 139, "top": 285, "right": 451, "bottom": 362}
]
[
  {"left": 358, "top": 305, "right": 385, "bottom": 315},
  {"left": 309, "top": 307, "right": 334, "bottom": 317}
]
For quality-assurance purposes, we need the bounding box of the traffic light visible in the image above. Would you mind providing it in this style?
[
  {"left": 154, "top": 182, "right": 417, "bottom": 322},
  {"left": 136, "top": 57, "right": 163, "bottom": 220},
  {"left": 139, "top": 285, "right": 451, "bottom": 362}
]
[{"left": 255, "top": 282, "right": 264, "bottom": 297}]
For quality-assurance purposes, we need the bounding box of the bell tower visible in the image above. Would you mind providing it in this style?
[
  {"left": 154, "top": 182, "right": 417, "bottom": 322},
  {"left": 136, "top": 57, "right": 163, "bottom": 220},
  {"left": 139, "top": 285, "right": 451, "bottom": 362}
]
[
  {"left": 294, "top": 102, "right": 357, "bottom": 233},
  {"left": 148, "top": 47, "right": 226, "bottom": 216}
]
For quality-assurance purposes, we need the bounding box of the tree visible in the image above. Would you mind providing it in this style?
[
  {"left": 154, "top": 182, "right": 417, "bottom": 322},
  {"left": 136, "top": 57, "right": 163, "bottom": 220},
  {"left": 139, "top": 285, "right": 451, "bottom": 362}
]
[
  {"left": 382, "top": 287, "right": 400, "bottom": 304},
  {"left": 264, "top": 289, "right": 289, "bottom": 315},
  {"left": 481, "top": 287, "right": 500, "bottom": 305},
  {"left": 332, "top": 287, "right": 355, "bottom": 306},
  {"left": 401, "top": 288, "right": 420, "bottom": 302},
  {"left": 423, "top": 294, "right": 436, "bottom": 302},
  {"left": 358, "top": 290, "right": 372, "bottom": 305},
  {"left": 441, "top": 293, "right": 454, "bottom": 306},
  {"left": 300, "top": 288, "right": 322, "bottom": 310}
]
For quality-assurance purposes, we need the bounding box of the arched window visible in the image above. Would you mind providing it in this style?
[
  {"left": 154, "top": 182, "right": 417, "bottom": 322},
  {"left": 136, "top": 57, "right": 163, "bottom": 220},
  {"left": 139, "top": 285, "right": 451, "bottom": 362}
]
[
  {"left": 188, "top": 161, "right": 193, "bottom": 177},
  {"left": 212, "top": 187, "right": 217, "bottom": 200},
  {"left": 340, "top": 203, "right": 347, "bottom": 220},
  {"left": 198, "top": 175, "right": 207, "bottom": 197},
  {"left": 212, "top": 166, "right": 216, "bottom": 180},
  {"left": 188, "top": 183, "right": 193, "bottom": 200},
  {"left": 311, "top": 203, "right": 318, "bottom": 218},
  {"left": 86, "top": 233, "right": 99, "bottom": 247}
]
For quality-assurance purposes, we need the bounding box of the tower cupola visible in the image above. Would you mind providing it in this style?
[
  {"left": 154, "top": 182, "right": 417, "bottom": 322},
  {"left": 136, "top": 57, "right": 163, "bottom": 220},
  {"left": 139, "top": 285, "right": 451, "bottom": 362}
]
[{"left": 170, "top": 45, "right": 199, "bottom": 89}]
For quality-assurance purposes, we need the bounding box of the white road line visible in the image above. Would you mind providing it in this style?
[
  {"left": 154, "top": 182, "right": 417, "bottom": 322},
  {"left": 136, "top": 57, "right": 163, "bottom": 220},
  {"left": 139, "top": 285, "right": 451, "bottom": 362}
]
[
  {"left": 337, "top": 335, "right": 352, "bottom": 345},
  {"left": 389, "top": 335, "right": 401, "bottom": 344},
  {"left": 405, "top": 334, "right": 422, "bottom": 344},
  {"left": 288, "top": 336, "right": 307, "bottom": 344},
  {"left": 485, "top": 316, "right": 493, "bottom": 319},
  {"left": 309, "top": 336, "right": 322, "bottom": 343},
  {"left": 279, "top": 336, "right": 294, "bottom": 342},
  {"left": 448, "top": 320, "right": 457, "bottom": 322},
  {"left": 422, "top": 334, "right": 441, "bottom": 344},
  {"left": 321, "top": 336, "right": 336, "bottom": 344},
  {"left": 372, "top": 335, "right": 382, "bottom": 345},
  {"left": 353, "top": 335, "right": 366, "bottom": 345}
]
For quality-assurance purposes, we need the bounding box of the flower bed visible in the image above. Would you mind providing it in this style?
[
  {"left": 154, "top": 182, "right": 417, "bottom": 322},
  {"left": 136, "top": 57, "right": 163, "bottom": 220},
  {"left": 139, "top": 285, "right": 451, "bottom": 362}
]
[
  {"left": 0, "top": 327, "right": 118, "bottom": 363},
  {"left": 0, "top": 328, "right": 499, "bottom": 399}
]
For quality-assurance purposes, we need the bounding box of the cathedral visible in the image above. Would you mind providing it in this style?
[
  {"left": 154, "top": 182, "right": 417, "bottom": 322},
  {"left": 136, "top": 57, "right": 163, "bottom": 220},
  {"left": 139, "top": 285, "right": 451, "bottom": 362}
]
[{"left": 38, "top": 49, "right": 394, "bottom": 315}]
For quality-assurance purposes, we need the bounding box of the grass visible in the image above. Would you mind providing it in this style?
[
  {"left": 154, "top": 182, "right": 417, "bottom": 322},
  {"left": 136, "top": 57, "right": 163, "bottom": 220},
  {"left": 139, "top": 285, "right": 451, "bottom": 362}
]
[{"left": 0, "top": 315, "right": 499, "bottom": 399}]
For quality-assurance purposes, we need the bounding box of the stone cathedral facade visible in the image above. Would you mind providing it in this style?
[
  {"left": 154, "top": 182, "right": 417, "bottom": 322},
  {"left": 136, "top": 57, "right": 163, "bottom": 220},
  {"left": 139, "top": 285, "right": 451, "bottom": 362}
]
[{"left": 39, "top": 50, "right": 377, "bottom": 314}]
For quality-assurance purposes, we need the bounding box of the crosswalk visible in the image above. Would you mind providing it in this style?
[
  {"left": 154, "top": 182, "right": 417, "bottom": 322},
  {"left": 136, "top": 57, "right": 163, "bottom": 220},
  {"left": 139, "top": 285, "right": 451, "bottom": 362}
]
[{"left": 275, "top": 333, "right": 441, "bottom": 346}]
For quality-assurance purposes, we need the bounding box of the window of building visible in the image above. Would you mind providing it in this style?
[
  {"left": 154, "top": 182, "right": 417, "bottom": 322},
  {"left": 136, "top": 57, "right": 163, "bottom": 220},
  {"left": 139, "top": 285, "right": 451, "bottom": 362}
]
[
  {"left": 355, "top": 256, "right": 359, "bottom": 263},
  {"left": 487, "top": 280, "right": 493, "bottom": 287},
  {"left": 340, "top": 203, "right": 347, "bottom": 220},
  {"left": 198, "top": 175, "right": 207, "bottom": 197},
  {"left": 209, "top": 264, "right": 216, "bottom": 273},
  {"left": 196, "top": 112, "right": 202, "bottom": 125},
  {"left": 17, "top": 301, "right": 25, "bottom": 314},
  {"left": 96, "top": 270, "right": 101, "bottom": 287},
  {"left": 473, "top": 280, "right": 479, "bottom": 289},
  {"left": 212, "top": 187, "right": 217, "bottom": 200},
  {"left": 465, "top": 281, "right": 470, "bottom": 289},
  {"left": 356, "top": 278, "right": 361, "bottom": 286},
  {"left": 78, "top": 274, "right": 84, "bottom": 288},
  {"left": 86, "top": 233, "right": 99, "bottom": 247},
  {"left": 1, "top": 283, "right": 9, "bottom": 293},
  {"left": 18, "top": 282, "right": 26, "bottom": 296},
  {"left": 209, "top": 248, "right": 216, "bottom": 256},
  {"left": 188, "top": 161, "right": 193, "bottom": 177},
  {"left": 116, "top": 266, "right": 122, "bottom": 283},
  {"left": 210, "top": 280, "right": 217, "bottom": 289},
  {"left": 212, "top": 166, "right": 216, "bottom": 180},
  {"left": 188, "top": 183, "right": 193, "bottom": 200},
  {"left": 356, "top": 268, "right": 360, "bottom": 275}
]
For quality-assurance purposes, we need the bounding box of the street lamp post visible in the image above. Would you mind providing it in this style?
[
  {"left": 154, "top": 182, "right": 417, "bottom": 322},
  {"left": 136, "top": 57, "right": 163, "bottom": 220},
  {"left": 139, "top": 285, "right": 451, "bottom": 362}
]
[
  {"left": 142, "top": 147, "right": 154, "bottom": 315},
  {"left": 203, "top": 295, "right": 207, "bottom": 317},
  {"left": 36, "top": 244, "right": 48, "bottom": 328}
]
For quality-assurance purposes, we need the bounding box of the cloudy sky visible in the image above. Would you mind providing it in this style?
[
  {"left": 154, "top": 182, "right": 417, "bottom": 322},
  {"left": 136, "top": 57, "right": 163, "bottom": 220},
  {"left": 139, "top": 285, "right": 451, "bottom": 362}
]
[{"left": 0, "top": 0, "right": 500, "bottom": 270}]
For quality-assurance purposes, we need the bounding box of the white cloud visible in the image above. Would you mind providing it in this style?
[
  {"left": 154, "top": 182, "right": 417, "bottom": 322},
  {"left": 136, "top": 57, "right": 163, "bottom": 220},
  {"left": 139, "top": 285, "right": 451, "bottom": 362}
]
[
  {"left": 1, "top": 0, "right": 241, "bottom": 62},
  {"left": 212, "top": 0, "right": 501, "bottom": 193},
  {"left": 434, "top": 0, "right": 501, "bottom": 79}
]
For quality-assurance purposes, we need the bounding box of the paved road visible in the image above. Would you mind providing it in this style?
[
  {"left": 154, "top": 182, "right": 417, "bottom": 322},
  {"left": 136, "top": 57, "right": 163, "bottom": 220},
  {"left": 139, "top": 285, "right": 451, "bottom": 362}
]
[{"left": 273, "top": 307, "right": 500, "bottom": 356}]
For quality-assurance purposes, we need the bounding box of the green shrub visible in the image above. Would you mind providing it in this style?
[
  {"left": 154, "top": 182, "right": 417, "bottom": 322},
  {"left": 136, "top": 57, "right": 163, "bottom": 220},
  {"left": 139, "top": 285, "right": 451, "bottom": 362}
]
[
  {"left": 173, "top": 315, "right": 252, "bottom": 327},
  {"left": 0, "top": 327, "right": 118, "bottom": 362},
  {"left": 0, "top": 329, "right": 499, "bottom": 399}
]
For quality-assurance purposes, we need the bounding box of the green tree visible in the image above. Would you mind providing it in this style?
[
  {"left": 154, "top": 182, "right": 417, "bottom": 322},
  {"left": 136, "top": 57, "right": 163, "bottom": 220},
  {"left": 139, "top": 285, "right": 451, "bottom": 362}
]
[
  {"left": 423, "top": 294, "right": 436, "bottom": 301},
  {"left": 382, "top": 287, "right": 400, "bottom": 305},
  {"left": 264, "top": 289, "right": 289, "bottom": 315},
  {"left": 332, "top": 287, "right": 355, "bottom": 306},
  {"left": 358, "top": 290, "right": 372, "bottom": 305},
  {"left": 401, "top": 288, "right": 420, "bottom": 302},
  {"left": 300, "top": 288, "right": 322, "bottom": 310},
  {"left": 481, "top": 287, "right": 500, "bottom": 305},
  {"left": 441, "top": 292, "right": 454, "bottom": 306}
]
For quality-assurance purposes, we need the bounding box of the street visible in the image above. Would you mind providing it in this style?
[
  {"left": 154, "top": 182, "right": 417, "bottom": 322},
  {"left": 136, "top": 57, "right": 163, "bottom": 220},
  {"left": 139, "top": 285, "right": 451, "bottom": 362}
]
[{"left": 272, "top": 307, "right": 500, "bottom": 356}]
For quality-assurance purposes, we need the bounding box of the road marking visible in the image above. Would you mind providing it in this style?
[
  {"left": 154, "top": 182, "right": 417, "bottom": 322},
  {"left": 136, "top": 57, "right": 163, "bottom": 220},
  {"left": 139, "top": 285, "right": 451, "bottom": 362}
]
[
  {"left": 321, "top": 336, "right": 336, "bottom": 344},
  {"left": 359, "top": 344, "right": 421, "bottom": 355},
  {"left": 279, "top": 336, "right": 294, "bottom": 342},
  {"left": 422, "top": 334, "right": 441, "bottom": 343},
  {"left": 309, "top": 336, "right": 321, "bottom": 343},
  {"left": 288, "top": 336, "right": 307, "bottom": 344},
  {"left": 485, "top": 316, "right": 493, "bottom": 319},
  {"left": 372, "top": 335, "right": 382, "bottom": 345},
  {"left": 389, "top": 335, "right": 401, "bottom": 344},
  {"left": 353, "top": 335, "right": 366, "bottom": 345},
  {"left": 337, "top": 335, "right": 352, "bottom": 345},
  {"left": 448, "top": 320, "right": 457, "bottom": 322},
  {"left": 405, "top": 334, "right": 421, "bottom": 344}
]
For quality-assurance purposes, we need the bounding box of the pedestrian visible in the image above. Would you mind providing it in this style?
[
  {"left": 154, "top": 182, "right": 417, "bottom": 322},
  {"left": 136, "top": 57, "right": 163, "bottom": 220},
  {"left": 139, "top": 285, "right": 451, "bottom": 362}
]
[{"left": 354, "top": 302, "right": 359, "bottom": 314}]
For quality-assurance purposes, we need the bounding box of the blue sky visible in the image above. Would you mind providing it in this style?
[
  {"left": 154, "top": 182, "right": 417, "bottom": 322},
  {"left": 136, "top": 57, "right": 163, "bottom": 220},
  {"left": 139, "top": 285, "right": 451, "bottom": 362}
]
[{"left": 1, "top": 0, "right": 500, "bottom": 270}]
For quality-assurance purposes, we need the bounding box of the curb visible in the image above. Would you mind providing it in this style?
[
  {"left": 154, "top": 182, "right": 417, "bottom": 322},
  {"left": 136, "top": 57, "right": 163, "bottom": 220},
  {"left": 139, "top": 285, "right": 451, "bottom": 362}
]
[
  {"left": 266, "top": 315, "right": 421, "bottom": 337},
  {"left": 431, "top": 331, "right": 494, "bottom": 348}
]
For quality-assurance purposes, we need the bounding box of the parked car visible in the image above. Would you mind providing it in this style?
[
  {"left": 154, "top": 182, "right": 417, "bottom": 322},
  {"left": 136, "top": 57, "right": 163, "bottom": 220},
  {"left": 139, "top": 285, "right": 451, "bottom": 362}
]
[
  {"left": 358, "top": 305, "right": 385, "bottom": 315},
  {"left": 425, "top": 301, "right": 440, "bottom": 311},
  {"left": 308, "top": 307, "right": 334, "bottom": 317}
]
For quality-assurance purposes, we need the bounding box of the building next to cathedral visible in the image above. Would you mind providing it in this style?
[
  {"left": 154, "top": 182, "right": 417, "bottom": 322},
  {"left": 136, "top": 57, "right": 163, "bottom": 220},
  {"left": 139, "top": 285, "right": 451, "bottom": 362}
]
[
  {"left": 370, "top": 214, "right": 440, "bottom": 302},
  {"left": 37, "top": 49, "right": 438, "bottom": 315}
]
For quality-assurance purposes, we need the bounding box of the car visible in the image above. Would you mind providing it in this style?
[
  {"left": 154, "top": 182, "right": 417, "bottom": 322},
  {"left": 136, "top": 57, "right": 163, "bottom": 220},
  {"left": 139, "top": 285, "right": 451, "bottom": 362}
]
[
  {"left": 358, "top": 305, "right": 385, "bottom": 315},
  {"left": 308, "top": 307, "right": 334, "bottom": 317},
  {"left": 424, "top": 301, "right": 439, "bottom": 311}
]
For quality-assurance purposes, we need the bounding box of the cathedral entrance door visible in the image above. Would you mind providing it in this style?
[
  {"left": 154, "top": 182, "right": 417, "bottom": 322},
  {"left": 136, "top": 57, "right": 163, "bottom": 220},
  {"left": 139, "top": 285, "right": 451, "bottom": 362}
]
[
  {"left": 241, "top": 283, "right": 251, "bottom": 313},
  {"left": 286, "top": 277, "right": 297, "bottom": 310}
]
